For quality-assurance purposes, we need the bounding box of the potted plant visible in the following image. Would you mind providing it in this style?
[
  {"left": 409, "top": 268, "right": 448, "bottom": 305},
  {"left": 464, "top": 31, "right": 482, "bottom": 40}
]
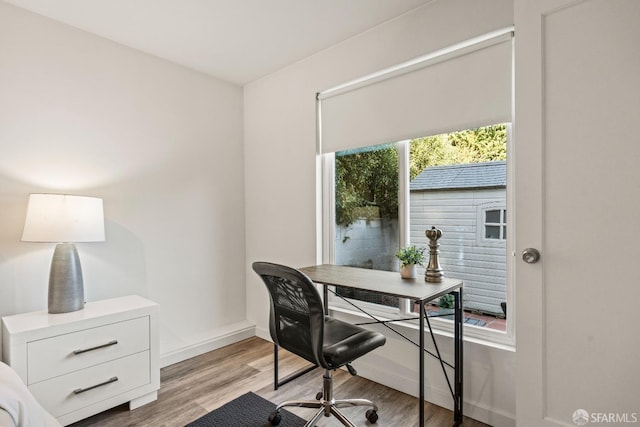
[{"left": 395, "top": 245, "right": 426, "bottom": 279}]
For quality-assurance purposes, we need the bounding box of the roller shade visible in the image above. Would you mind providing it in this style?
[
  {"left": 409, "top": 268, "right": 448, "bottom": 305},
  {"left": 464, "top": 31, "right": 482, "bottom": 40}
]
[{"left": 319, "top": 29, "right": 513, "bottom": 154}]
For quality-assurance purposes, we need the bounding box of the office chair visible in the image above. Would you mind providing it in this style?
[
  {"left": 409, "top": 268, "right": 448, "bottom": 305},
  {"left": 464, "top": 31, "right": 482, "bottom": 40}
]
[{"left": 252, "top": 261, "right": 387, "bottom": 426}]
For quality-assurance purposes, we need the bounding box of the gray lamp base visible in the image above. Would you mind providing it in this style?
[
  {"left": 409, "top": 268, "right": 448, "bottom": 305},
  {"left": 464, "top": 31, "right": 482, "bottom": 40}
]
[{"left": 48, "top": 243, "right": 85, "bottom": 314}]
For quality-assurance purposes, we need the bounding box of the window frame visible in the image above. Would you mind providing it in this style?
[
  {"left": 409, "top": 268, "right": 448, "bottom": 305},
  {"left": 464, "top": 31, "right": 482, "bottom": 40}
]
[{"left": 477, "top": 202, "right": 507, "bottom": 246}]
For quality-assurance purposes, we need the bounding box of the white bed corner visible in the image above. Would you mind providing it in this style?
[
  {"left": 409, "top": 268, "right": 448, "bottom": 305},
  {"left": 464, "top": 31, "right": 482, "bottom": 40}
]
[{"left": 0, "top": 361, "right": 61, "bottom": 427}]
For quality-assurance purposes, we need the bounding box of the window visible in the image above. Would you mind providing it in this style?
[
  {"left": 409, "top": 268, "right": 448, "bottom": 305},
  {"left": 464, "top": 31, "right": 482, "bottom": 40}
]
[
  {"left": 477, "top": 203, "right": 507, "bottom": 245},
  {"left": 327, "top": 125, "right": 511, "bottom": 338},
  {"left": 484, "top": 208, "right": 507, "bottom": 240}
]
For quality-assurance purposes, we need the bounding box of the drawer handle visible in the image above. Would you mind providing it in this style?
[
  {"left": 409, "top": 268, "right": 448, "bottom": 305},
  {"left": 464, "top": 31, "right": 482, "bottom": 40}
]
[
  {"left": 73, "top": 340, "right": 118, "bottom": 355},
  {"left": 73, "top": 376, "right": 118, "bottom": 394}
]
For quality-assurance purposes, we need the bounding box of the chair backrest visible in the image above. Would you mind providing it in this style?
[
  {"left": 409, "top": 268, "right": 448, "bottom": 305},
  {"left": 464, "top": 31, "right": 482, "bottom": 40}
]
[{"left": 252, "top": 262, "right": 327, "bottom": 368}]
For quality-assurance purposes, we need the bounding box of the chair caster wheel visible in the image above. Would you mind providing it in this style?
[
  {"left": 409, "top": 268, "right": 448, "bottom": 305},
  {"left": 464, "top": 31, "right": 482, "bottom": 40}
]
[
  {"left": 268, "top": 411, "right": 282, "bottom": 425},
  {"left": 315, "top": 391, "right": 323, "bottom": 400},
  {"left": 366, "top": 409, "right": 378, "bottom": 423}
]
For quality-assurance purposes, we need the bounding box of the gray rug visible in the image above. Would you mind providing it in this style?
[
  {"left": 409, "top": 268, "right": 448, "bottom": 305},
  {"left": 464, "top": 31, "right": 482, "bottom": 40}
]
[{"left": 185, "top": 392, "right": 306, "bottom": 427}]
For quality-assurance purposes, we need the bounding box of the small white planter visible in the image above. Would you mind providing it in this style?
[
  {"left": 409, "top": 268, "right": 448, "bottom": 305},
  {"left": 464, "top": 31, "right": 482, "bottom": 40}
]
[{"left": 400, "top": 264, "right": 417, "bottom": 279}]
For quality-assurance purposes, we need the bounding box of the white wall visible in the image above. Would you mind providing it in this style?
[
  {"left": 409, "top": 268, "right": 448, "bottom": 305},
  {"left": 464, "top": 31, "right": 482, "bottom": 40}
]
[
  {"left": 0, "top": 2, "right": 250, "bottom": 365},
  {"left": 336, "top": 218, "right": 399, "bottom": 271},
  {"left": 244, "top": 0, "right": 515, "bottom": 425}
]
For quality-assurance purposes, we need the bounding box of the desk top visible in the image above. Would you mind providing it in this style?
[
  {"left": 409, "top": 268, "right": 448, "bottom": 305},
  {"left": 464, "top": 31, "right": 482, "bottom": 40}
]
[{"left": 299, "top": 264, "right": 462, "bottom": 302}]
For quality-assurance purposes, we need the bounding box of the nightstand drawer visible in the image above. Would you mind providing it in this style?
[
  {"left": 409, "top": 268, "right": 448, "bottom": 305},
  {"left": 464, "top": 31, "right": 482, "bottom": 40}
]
[
  {"left": 27, "top": 316, "right": 150, "bottom": 384},
  {"left": 29, "top": 351, "right": 151, "bottom": 418}
]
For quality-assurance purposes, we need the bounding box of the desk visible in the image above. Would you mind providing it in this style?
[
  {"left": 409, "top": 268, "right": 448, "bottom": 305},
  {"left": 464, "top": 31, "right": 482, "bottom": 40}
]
[{"left": 276, "top": 265, "right": 463, "bottom": 426}]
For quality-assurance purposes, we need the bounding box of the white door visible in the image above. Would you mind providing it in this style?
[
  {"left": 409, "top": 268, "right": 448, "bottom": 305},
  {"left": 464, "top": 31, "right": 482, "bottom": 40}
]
[{"left": 515, "top": 0, "right": 640, "bottom": 426}]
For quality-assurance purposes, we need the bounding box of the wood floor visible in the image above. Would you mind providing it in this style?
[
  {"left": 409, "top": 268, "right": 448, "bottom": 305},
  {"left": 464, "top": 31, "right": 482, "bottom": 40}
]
[{"left": 70, "top": 336, "right": 489, "bottom": 427}]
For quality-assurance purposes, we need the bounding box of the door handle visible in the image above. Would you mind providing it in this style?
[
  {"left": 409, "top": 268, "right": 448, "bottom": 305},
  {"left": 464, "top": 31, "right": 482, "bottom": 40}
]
[{"left": 522, "top": 248, "right": 540, "bottom": 264}]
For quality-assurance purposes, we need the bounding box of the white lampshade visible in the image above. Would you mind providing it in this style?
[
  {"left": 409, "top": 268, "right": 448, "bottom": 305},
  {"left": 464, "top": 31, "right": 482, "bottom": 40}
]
[{"left": 22, "top": 194, "right": 105, "bottom": 243}]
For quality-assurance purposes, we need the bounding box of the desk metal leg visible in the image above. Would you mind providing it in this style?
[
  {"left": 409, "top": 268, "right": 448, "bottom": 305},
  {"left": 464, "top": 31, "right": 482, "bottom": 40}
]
[
  {"left": 274, "top": 344, "right": 279, "bottom": 390},
  {"left": 422, "top": 291, "right": 463, "bottom": 426},
  {"left": 419, "top": 302, "right": 425, "bottom": 426},
  {"left": 454, "top": 289, "right": 464, "bottom": 425},
  {"left": 323, "top": 284, "right": 329, "bottom": 315}
]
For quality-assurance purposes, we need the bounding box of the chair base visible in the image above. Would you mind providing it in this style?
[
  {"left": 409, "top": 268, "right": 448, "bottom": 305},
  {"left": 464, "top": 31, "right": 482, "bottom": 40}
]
[{"left": 269, "top": 369, "right": 379, "bottom": 426}]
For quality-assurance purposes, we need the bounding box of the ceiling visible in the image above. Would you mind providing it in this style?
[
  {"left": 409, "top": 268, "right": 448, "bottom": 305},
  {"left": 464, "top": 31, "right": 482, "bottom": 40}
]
[{"left": 3, "top": 0, "right": 433, "bottom": 85}]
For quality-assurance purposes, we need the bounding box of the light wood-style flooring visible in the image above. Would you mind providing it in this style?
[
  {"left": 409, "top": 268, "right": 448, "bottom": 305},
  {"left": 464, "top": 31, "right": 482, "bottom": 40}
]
[{"left": 70, "top": 336, "right": 489, "bottom": 427}]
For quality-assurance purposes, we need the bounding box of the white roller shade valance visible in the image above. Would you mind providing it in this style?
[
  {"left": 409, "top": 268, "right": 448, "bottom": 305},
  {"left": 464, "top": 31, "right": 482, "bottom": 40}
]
[{"left": 319, "top": 29, "right": 513, "bottom": 154}]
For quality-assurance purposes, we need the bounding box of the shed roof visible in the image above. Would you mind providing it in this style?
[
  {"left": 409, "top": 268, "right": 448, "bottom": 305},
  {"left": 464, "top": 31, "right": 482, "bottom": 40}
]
[{"left": 410, "top": 160, "right": 506, "bottom": 191}]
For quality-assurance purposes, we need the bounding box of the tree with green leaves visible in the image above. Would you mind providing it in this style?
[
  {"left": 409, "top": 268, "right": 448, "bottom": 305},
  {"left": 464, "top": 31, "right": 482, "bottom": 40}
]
[
  {"left": 335, "top": 144, "right": 398, "bottom": 226},
  {"left": 335, "top": 124, "right": 507, "bottom": 226},
  {"left": 409, "top": 124, "right": 506, "bottom": 180}
]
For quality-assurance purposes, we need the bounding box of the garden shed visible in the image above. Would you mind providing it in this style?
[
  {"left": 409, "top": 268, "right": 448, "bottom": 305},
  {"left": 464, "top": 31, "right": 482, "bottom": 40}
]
[{"left": 410, "top": 160, "right": 507, "bottom": 316}]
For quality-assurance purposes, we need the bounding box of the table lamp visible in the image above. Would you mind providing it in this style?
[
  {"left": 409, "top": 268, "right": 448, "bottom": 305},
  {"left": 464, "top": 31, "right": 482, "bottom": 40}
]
[{"left": 21, "top": 194, "right": 105, "bottom": 314}]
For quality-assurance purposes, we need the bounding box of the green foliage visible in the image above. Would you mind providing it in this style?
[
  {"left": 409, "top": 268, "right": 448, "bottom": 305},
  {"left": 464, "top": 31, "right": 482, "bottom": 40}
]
[
  {"left": 438, "top": 294, "right": 455, "bottom": 309},
  {"left": 335, "top": 144, "right": 398, "bottom": 226},
  {"left": 395, "top": 245, "right": 426, "bottom": 266},
  {"left": 409, "top": 124, "right": 507, "bottom": 180}
]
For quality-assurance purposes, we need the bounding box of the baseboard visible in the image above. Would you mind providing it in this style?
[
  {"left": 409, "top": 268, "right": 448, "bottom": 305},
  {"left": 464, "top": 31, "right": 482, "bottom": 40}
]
[
  {"left": 159, "top": 320, "right": 255, "bottom": 367},
  {"left": 462, "top": 400, "right": 516, "bottom": 427},
  {"left": 254, "top": 325, "right": 271, "bottom": 342}
]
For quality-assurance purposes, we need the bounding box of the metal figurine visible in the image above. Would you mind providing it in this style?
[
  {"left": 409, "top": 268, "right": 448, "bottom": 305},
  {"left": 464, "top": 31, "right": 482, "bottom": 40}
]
[{"left": 425, "top": 226, "right": 444, "bottom": 283}]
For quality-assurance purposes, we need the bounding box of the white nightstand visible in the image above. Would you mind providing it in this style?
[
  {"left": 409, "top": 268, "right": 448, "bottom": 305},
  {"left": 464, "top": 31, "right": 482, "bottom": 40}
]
[{"left": 1, "top": 295, "right": 160, "bottom": 426}]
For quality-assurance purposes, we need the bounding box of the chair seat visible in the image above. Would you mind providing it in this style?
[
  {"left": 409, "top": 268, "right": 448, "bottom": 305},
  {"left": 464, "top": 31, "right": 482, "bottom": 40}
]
[{"left": 323, "top": 317, "right": 386, "bottom": 369}]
